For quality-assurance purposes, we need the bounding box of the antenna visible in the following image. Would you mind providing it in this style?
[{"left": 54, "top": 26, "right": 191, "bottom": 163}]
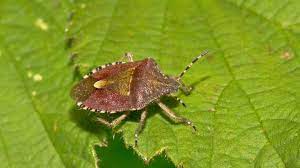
[{"left": 177, "top": 50, "right": 208, "bottom": 80}]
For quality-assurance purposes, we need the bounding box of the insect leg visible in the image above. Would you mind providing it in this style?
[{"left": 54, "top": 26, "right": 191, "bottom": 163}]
[
  {"left": 96, "top": 112, "right": 130, "bottom": 129},
  {"left": 120, "top": 52, "right": 133, "bottom": 62},
  {"left": 157, "top": 101, "right": 196, "bottom": 131},
  {"left": 178, "top": 79, "right": 192, "bottom": 95},
  {"left": 95, "top": 117, "right": 111, "bottom": 128},
  {"left": 134, "top": 109, "right": 147, "bottom": 146},
  {"left": 110, "top": 112, "right": 130, "bottom": 128}
]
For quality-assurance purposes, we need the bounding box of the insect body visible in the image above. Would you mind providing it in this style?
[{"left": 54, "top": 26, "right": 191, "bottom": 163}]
[{"left": 71, "top": 51, "right": 208, "bottom": 146}]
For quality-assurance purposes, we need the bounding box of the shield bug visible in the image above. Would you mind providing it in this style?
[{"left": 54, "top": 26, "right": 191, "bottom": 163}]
[{"left": 71, "top": 51, "right": 208, "bottom": 146}]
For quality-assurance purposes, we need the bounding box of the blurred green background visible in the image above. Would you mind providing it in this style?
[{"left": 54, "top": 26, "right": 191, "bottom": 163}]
[{"left": 0, "top": 0, "right": 300, "bottom": 168}]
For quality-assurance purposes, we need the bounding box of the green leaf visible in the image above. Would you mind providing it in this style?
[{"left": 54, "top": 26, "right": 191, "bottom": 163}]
[
  {"left": 2, "top": 0, "right": 300, "bottom": 168},
  {"left": 68, "top": 0, "right": 300, "bottom": 167},
  {"left": 0, "top": 1, "right": 106, "bottom": 167}
]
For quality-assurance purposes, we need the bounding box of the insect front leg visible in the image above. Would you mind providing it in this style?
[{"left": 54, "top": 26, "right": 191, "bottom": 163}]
[
  {"left": 96, "top": 112, "right": 130, "bottom": 129},
  {"left": 95, "top": 117, "right": 111, "bottom": 128},
  {"left": 120, "top": 52, "right": 134, "bottom": 62},
  {"left": 157, "top": 101, "right": 196, "bottom": 131},
  {"left": 134, "top": 109, "right": 147, "bottom": 146}
]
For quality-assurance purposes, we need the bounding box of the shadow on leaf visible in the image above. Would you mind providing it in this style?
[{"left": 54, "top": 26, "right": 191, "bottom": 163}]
[
  {"left": 69, "top": 106, "right": 107, "bottom": 136},
  {"left": 95, "top": 133, "right": 175, "bottom": 168}
]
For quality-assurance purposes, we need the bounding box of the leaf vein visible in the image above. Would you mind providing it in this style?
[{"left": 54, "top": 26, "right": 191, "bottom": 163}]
[
  {"left": 0, "top": 128, "right": 11, "bottom": 168},
  {"left": 194, "top": 1, "right": 287, "bottom": 166},
  {"left": 2, "top": 47, "right": 66, "bottom": 167},
  {"left": 94, "top": 0, "right": 119, "bottom": 63}
]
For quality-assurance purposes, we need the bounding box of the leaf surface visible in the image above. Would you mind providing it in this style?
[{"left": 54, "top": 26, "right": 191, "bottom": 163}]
[
  {"left": 1, "top": 0, "right": 300, "bottom": 168},
  {"left": 0, "top": 1, "right": 105, "bottom": 167},
  {"left": 68, "top": 0, "right": 300, "bottom": 167}
]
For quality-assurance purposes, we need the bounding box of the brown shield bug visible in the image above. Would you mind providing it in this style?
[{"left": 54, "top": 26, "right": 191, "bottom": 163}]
[{"left": 70, "top": 51, "right": 208, "bottom": 146}]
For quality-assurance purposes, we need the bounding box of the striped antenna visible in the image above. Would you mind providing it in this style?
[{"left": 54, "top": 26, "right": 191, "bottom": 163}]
[
  {"left": 175, "top": 96, "right": 186, "bottom": 107},
  {"left": 177, "top": 50, "right": 208, "bottom": 80}
]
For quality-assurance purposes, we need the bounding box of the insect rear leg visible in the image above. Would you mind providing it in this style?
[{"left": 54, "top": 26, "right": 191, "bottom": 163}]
[
  {"left": 96, "top": 117, "right": 111, "bottom": 128},
  {"left": 134, "top": 109, "right": 147, "bottom": 146},
  {"left": 120, "top": 52, "right": 134, "bottom": 62},
  {"left": 157, "top": 101, "right": 196, "bottom": 131},
  {"left": 96, "top": 112, "right": 130, "bottom": 129}
]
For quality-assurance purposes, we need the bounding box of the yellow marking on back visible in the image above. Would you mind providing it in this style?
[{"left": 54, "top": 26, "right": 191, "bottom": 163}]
[
  {"left": 94, "top": 80, "right": 111, "bottom": 88},
  {"left": 109, "top": 68, "right": 135, "bottom": 96},
  {"left": 93, "top": 68, "right": 136, "bottom": 96}
]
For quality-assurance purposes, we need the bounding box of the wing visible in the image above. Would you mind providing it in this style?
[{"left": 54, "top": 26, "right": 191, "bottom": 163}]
[
  {"left": 71, "top": 61, "right": 141, "bottom": 112},
  {"left": 70, "top": 59, "right": 179, "bottom": 112}
]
